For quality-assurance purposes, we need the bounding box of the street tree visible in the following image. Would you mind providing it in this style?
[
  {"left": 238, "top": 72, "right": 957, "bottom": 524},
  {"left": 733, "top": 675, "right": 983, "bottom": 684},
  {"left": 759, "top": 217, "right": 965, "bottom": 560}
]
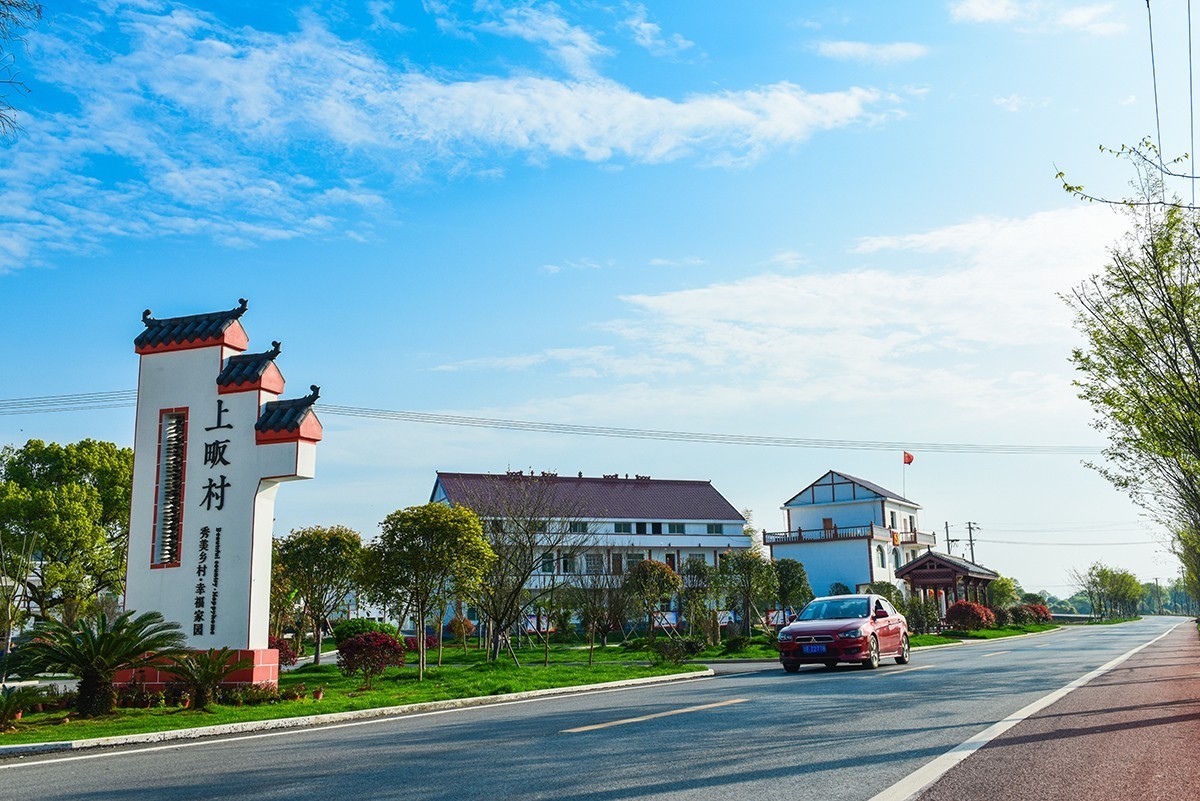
[
  {"left": 986, "top": 576, "right": 1020, "bottom": 609},
  {"left": 721, "top": 547, "right": 777, "bottom": 635},
  {"left": 0, "top": 439, "right": 133, "bottom": 626},
  {"left": 624, "top": 559, "right": 681, "bottom": 644},
  {"left": 679, "top": 556, "right": 721, "bottom": 643},
  {"left": 455, "top": 474, "right": 592, "bottom": 662},
  {"left": 1065, "top": 177, "right": 1200, "bottom": 600},
  {"left": 371, "top": 503, "right": 493, "bottom": 680},
  {"left": 773, "top": 558, "right": 813, "bottom": 616},
  {"left": 0, "top": 1, "right": 41, "bottom": 138},
  {"left": 569, "top": 567, "right": 627, "bottom": 663},
  {"left": 276, "top": 525, "right": 363, "bottom": 665}
]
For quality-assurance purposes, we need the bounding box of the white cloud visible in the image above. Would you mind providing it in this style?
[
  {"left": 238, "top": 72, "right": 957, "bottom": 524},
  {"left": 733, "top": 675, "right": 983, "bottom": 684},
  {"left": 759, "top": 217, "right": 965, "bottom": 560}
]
[
  {"left": 950, "top": 0, "right": 1023, "bottom": 23},
  {"left": 1, "top": 3, "right": 890, "bottom": 270},
  {"left": 367, "top": 1, "right": 411, "bottom": 34},
  {"left": 993, "top": 93, "right": 1050, "bottom": 112},
  {"left": 649, "top": 256, "right": 705, "bottom": 267},
  {"left": 622, "top": 4, "right": 695, "bottom": 58},
  {"left": 950, "top": 1, "right": 1125, "bottom": 35},
  {"left": 816, "top": 41, "right": 929, "bottom": 65},
  {"left": 448, "top": 206, "right": 1127, "bottom": 420}
]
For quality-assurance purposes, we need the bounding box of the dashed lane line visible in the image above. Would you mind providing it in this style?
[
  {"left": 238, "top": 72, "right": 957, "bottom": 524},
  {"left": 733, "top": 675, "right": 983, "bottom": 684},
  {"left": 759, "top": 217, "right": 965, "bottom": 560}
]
[
  {"left": 981, "top": 651, "right": 1009, "bottom": 658},
  {"left": 561, "top": 698, "right": 749, "bottom": 733}
]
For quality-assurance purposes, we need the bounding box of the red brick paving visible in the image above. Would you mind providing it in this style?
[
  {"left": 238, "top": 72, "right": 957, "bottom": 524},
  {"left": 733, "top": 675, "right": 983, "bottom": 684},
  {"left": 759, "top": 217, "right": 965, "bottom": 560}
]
[{"left": 916, "top": 622, "right": 1200, "bottom": 801}]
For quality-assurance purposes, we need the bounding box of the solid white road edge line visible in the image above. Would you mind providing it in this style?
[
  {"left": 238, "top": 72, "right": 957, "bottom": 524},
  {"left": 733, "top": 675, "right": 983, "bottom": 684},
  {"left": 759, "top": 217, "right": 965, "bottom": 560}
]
[
  {"left": 0, "top": 674, "right": 718, "bottom": 771},
  {"left": 867, "top": 622, "right": 1183, "bottom": 801}
]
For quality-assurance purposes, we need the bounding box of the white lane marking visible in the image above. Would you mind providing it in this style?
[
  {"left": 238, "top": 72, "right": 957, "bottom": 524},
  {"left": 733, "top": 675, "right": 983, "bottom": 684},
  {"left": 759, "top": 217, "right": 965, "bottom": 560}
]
[
  {"left": 0, "top": 674, "right": 719, "bottom": 770},
  {"left": 981, "top": 651, "right": 1008, "bottom": 658},
  {"left": 561, "top": 698, "right": 748, "bottom": 733},
  {"left": 889, "top": 665, "right": 934, "bottom": 676},
  {"left": 1033, "top": 644, "right": 1052, "bottom": 649},
  {"left": 868, "top": 622, "right": 1183, "bottom": 801}
]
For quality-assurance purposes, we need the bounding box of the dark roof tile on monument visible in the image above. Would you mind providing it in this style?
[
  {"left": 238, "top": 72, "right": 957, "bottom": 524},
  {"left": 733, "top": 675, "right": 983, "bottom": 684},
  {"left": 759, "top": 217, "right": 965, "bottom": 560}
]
[
  {"left": 434, "top": 472, "right": 744, "bottom": 521},
  {"left": 217, "top": 341, "right": 281, "bottom": 387},
  {"left": 256, "top": 385, "right": 320, "bottom": 433},
  {"left": 135, "top": 298, "right": 249, "bottom": 350}
]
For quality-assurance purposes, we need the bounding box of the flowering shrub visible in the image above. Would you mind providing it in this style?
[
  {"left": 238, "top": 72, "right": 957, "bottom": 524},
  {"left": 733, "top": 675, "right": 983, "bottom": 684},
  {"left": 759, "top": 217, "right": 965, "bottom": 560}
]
[
  {"left": 338, "top": 632, "right": 406, "bottom": 689},
  {"left": 945, "top": 601, "right": 995, "bottom": 632},
  {"left": 1025, "top": 604, "right": 1053, "bottom": 622},
  {"left": 1008, "top": 605, "right": 1034, "bottom": 625},
  {"left": 447, "top": 617, "right": 476, "bottom": 640},
  {"left": 332, "top": 619, "right": 398, "bottom": 647},
  {"left": 269, "top": 636, "right": 298, "bottom": 667},
  {"left": 403, "top": 634, "right": 439, "bottom": 652},
  {"left": 989, "top": 606, "right": 1011, "bottom": 627}
]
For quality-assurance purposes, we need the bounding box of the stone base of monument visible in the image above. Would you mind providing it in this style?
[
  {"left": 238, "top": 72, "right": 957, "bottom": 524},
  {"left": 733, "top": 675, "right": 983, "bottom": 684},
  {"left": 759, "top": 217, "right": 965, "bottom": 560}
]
[{"left": 113, "top": 648, "right": 280, "bottom": 693}]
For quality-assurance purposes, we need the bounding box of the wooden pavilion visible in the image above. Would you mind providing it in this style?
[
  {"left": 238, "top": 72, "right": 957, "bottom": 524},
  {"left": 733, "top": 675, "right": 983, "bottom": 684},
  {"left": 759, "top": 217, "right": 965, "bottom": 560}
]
[{"left": 895, "top": 551, "right": 999, "bottom": 609}]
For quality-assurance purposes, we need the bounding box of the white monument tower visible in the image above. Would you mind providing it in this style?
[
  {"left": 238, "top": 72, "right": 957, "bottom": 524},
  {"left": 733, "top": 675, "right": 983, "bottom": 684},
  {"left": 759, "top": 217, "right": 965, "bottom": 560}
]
[{"left": 123, "top": 299, "right": 322, "bottom": 687}]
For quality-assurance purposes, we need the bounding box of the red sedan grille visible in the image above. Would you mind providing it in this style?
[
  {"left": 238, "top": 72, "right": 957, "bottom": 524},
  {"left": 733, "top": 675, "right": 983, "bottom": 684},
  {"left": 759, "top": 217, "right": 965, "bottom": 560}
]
[{"left": 794, "top": 635, "right": 835, "bottom": 643}]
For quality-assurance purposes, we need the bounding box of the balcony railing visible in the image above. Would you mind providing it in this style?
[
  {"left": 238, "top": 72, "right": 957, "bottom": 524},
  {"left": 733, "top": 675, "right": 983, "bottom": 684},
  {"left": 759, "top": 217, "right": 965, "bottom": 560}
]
[{"left": 764, "top": 525, "right": 937, "bottom": 546}]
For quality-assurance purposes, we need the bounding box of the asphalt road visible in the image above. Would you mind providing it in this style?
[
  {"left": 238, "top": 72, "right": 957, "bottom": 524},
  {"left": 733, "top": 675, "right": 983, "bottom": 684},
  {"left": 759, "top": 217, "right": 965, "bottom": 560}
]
[{"left": 0, "top": 617, "right": 1183, "bottom": 801}]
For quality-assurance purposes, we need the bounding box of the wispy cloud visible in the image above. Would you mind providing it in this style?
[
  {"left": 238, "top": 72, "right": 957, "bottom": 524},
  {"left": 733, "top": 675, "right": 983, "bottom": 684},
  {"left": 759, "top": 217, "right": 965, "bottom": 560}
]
[
  {"left": 649, "top": 256, "right": 705, "bottom": 267},
  {"left": 1, "top": 2, "right": 891, "bottom": 270},
  {"left": 622, "top": 4, "right": 695, "bottom": 58},
  {"left": 993, "top": 93, "right": 1050, "bottom": 112},
  {"left": 816, "top": 41, "right": 928, "bottom": 65},
  {"left": 950, "top": 1, "right": 1125, "bottom": 35}
]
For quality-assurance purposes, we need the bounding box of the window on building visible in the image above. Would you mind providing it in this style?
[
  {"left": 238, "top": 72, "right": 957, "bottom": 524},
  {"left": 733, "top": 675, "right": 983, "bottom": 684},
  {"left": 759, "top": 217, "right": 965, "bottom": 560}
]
[
  {"left": 707, "top": 524, "right": 724, "bottom": 535},
  {"left": 685, "top": 554, "right": 706, "bottom": 568},
  {"left": 561, "top": 555, "right": 576, "bottom": 574},
  {"left": 636, "top": 522, "right": 647, "bottom": 535},
  {"left": 889, "top": 511, "right": 897, "bottom": 529},
  {"left": 626, "top": 552, "right": 646, "bottom": 572},
  {"left": 717, "top": 551, "right": 729, "bottom": 569},
  {"left": 668, "top": 523, "right": 685, "bottom": 535},
  {"left": 153, "top": 410, "right": 187, "bottom": 566},
  {"left": 877, "top": 545, "right": 886, "bottom": 568},
  {"left": 908, "top": 515, "right": 916, "bottom": 532},
  {"left": 540, "top": 552, "right": 554, "bottom": 573},
  {"left": 612, "top": 553, "right": 623, "bottom": 574},
  {"left": 490, "top": 519, "right": 505, "bottom": 534},
  {"left": 614, "top": 522, "right": 632, "bottom": 534},
  {"left": 569, "top": 521, "right": 589, "bottom": 534},
  {"left": 585, "top": 553, "right": 604, "bottom": 574},
  {"left": 893, "top": 548, "right": 901, "bottom": 569},
  {"left": 651, "top": 522, "right": 662, "bottom": 535}
]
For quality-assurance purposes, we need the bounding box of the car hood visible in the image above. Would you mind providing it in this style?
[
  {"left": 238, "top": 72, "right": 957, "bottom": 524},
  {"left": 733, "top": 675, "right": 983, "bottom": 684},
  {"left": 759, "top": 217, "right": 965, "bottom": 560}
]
[{"left": 783, "top": 619, "right": 867, "bottom": 635}]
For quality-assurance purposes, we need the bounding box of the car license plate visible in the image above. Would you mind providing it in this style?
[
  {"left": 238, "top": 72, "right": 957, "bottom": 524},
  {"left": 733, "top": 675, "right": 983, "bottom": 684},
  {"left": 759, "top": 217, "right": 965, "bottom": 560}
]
[{"left": 802, "top": 644, "right": 826, "bottom": 654}]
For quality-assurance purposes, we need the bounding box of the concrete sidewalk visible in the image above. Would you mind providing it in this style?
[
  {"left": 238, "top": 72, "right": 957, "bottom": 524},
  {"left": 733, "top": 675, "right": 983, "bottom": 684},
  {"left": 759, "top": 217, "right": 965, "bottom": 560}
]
[{"left": 914, "top": 621, "right": 1200, "bottom": 801}]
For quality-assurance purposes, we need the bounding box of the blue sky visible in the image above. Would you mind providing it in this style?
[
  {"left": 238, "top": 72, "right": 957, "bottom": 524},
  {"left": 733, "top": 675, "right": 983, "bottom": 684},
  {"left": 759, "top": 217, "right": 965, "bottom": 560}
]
[{"left": 2, "top": 0, "right": 1193, "bottom": 595}]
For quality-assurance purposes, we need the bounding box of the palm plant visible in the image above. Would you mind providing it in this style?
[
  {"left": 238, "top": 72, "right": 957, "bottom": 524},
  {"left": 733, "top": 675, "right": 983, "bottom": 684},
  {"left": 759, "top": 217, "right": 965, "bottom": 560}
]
[
  {"left": 17, "top": 610, "right": 187, "bottom": 717},
  {"left": 0, "top": 684, "right": 44, "bottom": 729},
  {"left": 163, "top": 648, "right": 252, "bottom": 710}
]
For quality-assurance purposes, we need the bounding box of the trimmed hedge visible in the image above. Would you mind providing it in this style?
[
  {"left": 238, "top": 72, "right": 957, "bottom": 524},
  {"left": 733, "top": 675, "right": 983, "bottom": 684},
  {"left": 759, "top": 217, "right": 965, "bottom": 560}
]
[
  {"left": 945, "top": 601, "right": 995, "bottom": 632},
  {"left": 332, "top": 619, "right": 398, "bottom": 647}
]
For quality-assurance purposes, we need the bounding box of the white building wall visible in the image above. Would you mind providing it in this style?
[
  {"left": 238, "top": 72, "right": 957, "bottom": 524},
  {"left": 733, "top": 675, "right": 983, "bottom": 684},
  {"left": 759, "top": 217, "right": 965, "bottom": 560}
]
[{"left": 771, "top": 539, "right": 872, "bottom": 597}]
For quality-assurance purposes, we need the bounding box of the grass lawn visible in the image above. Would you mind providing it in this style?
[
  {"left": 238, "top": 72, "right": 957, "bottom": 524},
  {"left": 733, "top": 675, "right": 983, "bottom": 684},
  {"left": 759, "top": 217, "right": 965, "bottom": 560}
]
[
  {"left": 909, "top": 634, "right": 961, "bottom": 647},
  {"left": 0, "top": 661, "right": 704, "bottom": 747},
  {"left": 941, "top": 623, "right": 1059, "bottom": 640},
  {"left": 1072, "top": 616, "right": 1142, "bottom": 625}
]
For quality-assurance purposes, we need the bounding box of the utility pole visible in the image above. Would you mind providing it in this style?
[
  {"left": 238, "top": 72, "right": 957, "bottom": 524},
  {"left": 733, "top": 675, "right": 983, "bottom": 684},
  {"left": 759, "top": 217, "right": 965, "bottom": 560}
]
[
  {"left": 965, "top": 521, "right": 979, "bottom": 564},
  {"left": 944, "top": 521, "right": 959, "bottom": 557}
]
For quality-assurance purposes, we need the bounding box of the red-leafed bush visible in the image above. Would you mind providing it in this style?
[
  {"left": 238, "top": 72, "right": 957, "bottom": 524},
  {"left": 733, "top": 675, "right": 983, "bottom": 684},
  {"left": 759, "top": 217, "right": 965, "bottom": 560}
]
[
  {"left": 337, "top": 632, "right": 406, "bottom": 689},
  {"left": 269, "top": 636, "right": 298, "bottom": 667},
  {"left": 945, "top": 601, "right": 995, "bottom": 632},
  {"left": 989, "top": 606, "right": 1011, "bottom": 627},
  {"left": 403, "top": 634, "right": 439, "bottom": 652},
  {"left": 1025, "top": 603, "right": 1053, "bottom": 623},
  {"left": 447, "top": 617, "right": 476, "bottom": 640},
  {"left": 1008, "top": 604, "right": 1034, "bottom": 625}
]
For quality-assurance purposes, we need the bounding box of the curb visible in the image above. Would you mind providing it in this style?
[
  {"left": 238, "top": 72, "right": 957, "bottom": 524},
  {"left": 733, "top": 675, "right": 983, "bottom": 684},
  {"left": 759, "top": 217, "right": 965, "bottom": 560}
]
[{"left": 0, "top": 668, "right": 713, "bottom": 759}]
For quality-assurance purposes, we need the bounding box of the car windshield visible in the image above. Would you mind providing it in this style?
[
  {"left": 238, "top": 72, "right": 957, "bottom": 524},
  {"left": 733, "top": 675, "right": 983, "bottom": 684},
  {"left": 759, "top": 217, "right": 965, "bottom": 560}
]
[{"left": 797, "top": 598, "right": 870, "bottom": 620}]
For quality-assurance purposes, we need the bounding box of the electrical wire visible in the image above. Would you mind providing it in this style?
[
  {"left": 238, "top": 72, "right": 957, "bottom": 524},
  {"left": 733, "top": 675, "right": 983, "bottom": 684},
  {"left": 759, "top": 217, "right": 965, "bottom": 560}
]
[
  {"left": 1147, "top": 0, "right": 1167, "bottom": 198},
  {"left": 1190, "top": 0, "right": 1195, "bottom": 206},
  {"left": 0, "top": 391, "right": 1107, "bottom": 455}
]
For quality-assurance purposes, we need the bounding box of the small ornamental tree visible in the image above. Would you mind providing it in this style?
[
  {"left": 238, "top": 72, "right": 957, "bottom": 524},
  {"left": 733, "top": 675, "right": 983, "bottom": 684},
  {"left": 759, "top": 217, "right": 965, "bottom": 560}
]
[
  {"left": 332, "top": 618, "right": 398, "bottom": 647},
  {"left": 945, "top": 601, "right": 995, "bottom": 632},
  {"left": 624, "top": 559, "right": 682, "bottom": 644},
  {"left": 268, "top": 635, "right": 298, "bottom": 667},
  {"left": 337, "top": 631, "right": 405, "bottom": 690}
]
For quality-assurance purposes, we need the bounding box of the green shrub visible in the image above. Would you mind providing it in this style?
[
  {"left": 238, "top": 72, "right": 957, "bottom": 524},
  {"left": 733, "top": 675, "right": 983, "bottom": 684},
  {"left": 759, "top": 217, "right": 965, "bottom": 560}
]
[
  {"left": 905, "top": 596, "right": 941, "bottom": 634},
  {"left": 1008, "top": 605, "right": 1034, "bottom": 626},
  {"left": 679, "top": 637, "right": 706, "bottom": 656},
  {"left": 332, "top": 619, "right": 398, "bottom": 647},
  {"left": 649, "top": 639, "right": 687, "bottom": 665},
  {"left": 721, "top": 634, "right": 750, "bottom": 654},
  {"left": 990, "top": 606, "right": 1012, "bottom": 627}
]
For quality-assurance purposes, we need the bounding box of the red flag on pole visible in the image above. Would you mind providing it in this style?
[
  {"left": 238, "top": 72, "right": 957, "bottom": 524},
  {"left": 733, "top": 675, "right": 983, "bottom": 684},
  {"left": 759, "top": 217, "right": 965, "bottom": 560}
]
[{"left": 903, "top": 451, "right": 914, "bottom": 465}]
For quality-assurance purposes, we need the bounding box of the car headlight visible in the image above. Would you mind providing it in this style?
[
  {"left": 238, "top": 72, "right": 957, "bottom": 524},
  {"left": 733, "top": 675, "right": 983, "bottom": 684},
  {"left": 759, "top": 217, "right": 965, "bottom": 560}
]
[
  {"left": 838, "top": 628, "right": 864, "bottom": 639},
  {"left": 778, "top": 632, "right": 793, "bottom": 641}
]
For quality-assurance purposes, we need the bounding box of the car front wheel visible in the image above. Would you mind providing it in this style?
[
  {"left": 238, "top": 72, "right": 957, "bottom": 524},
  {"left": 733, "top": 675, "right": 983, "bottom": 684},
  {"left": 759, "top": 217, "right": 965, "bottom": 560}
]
[
  {"left": 783, "top": 662, "right": 800, "bottom": 673},
  {"left": 896, "top": 635, "right": 910, "bottom": 665},
  {"left": 863, "top": 635, "right": 880, "bottom": 669}
]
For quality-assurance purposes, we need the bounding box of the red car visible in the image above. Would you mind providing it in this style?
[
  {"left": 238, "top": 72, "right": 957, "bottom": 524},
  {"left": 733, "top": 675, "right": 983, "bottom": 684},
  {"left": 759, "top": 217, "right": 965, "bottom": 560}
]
[{"left": 777, "top": 594, "right": 910, "bottom": 672}]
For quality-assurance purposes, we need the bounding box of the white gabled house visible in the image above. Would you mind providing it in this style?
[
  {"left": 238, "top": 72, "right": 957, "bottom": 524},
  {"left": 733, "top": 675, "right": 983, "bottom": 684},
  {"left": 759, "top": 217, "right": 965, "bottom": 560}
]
[{"left": 765, "top": 470, "right": 937, "bottom": 596}]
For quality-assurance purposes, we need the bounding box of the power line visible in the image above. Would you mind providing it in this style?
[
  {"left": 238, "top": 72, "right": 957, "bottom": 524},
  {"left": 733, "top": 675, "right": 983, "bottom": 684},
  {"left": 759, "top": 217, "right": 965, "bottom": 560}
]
[
  {"left": 1147, "top": 0, "right": 1167, "bottom": 197},
  {"left": 0, "top": 391, "right": 1107, "bottom": 455},
  {"left": 978, "top": 538, "right": 1160, "bottom": 546}
]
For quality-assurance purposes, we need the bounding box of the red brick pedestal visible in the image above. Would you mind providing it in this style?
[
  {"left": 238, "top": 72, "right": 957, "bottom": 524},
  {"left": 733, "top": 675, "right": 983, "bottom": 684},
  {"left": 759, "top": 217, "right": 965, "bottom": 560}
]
[{"left": 113, "top": 648, "right": 279, "bottom": 692}]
